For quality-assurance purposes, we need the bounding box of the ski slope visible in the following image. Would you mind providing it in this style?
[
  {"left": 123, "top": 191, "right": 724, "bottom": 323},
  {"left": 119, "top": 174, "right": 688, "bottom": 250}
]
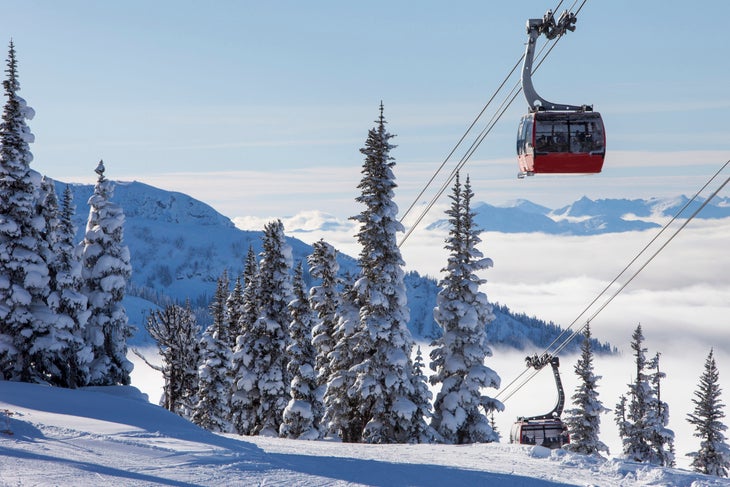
[{"left": 0, "top": 381, "right": 726, "bottom": 486}]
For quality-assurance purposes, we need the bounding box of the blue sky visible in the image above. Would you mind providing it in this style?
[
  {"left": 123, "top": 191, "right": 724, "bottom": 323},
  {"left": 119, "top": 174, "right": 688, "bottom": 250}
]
[{"left": 3, "top": 0, "right": 730, "bottom": 220}]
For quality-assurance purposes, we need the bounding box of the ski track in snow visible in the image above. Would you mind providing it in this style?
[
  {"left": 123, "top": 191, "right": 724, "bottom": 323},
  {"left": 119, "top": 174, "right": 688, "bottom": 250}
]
[{"left": 1, "top": 382, "right": 728, "bottom": 486}]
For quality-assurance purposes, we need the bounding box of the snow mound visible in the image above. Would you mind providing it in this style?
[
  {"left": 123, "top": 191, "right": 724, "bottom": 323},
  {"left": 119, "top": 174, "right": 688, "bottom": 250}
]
[
  {"left": 530, "top": 445, "right": 552, "bottom": 458},
  {"left": 1, "top": 381, "right": 727, "bottom": 486}
]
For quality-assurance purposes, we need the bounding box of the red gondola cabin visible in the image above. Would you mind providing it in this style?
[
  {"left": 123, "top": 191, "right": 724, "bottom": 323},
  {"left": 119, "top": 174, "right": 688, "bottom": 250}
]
[{"left": 517, "top": 111, "right": 605, "bottom": 175}]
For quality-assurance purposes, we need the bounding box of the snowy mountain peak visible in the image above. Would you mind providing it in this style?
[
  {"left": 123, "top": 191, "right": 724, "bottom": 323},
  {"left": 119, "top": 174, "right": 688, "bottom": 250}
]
[
  {"left": 499, "top": 199, "right": 552, "bottom": 216},
  {"left": 64, "top": 180, "right": 234, "bottom": 228},
  {"left": 53, "top": 178, "right": 613, "bottom": 353}
]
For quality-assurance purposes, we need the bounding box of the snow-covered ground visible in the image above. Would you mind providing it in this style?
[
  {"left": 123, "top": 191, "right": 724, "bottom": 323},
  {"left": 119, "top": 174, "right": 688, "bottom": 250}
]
[{"left": 1, "top": 381, "right": 727, "bottom": 487}]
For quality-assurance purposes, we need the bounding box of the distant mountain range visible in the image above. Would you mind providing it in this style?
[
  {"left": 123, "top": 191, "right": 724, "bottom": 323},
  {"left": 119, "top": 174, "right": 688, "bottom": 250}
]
[
  {"left": 56, "top": 179, "right": 730, "bottom": 354},
  {"left": 427, "top": 195, "right": 730, "bottom": 235}
]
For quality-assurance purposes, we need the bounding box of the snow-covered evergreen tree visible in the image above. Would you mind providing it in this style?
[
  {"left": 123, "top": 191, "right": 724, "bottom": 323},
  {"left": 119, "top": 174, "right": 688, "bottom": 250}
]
[
  {"left": 410, "top": 346, "right": 438, "bottom": 443},
  {"left": 615, "top": 324, "right": 651, "bottom": 461},
  {"left": 193, "top": 327, "right": 233, "bottom": 432},
  {"left": 225, "top": 276, "right": 244, "bottom": 348},
  {"left": 229, "top": 250, "right": 260, "bottom": 434},
  {"left": 193, "top": 273, "right": 233, "bottom": 433},
  {"left": 232, "top": 220, "right": 292, "bottom": 436},
  {"left": 564, "top": 322, "right": 609, "bottom": 456},
  {"left": 646, "top": 352, "right": 675, "bottom": 467},
  {"left": 687, "top": 349, "right": 730, "bottom": 477},
  {"left": 41, "top": 181, "right": 91, "bottom": 388},
  {"left": 209, "top": 270, "right": 230, "bottom": 344},
  {"left": 0, "top": 41, "right": 54, "bottom": 383},
  {"left": 322, "top": 273, "right": 364, "bottom": 442},
  {"left": 146, "top": 302, "right": 200, "bottom": 418},
  {"left": 615, "top": 324, "right": 672, "bottom": 465},
  {"left": 429, "top": 173, "right": 501, "bottom": 444},
  {"left": 19, "top": 175, "right": 66, "bottom": 384},
  {"left": 280, "top": 262, "right": 321, "bottom": 440},
  {"left": 347, "top": 104, "right": 426, "bottom": 444},
  {"left": 308, "top": 239, "right": 339, "bottom": 389},
  {"left": 238, "top": 245, "right": 259, "bottom": 340},
  {"left": 615, "top": 394, "right": 628, "bottom": 441},
  {"left": 80, "top": 160, "right": 133, "bottom": 385}
]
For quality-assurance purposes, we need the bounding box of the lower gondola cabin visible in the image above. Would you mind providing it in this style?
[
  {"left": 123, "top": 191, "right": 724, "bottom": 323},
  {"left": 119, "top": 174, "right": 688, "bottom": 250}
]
[{"left": 510, "top": 418, "right": 570, "bottom": 449}]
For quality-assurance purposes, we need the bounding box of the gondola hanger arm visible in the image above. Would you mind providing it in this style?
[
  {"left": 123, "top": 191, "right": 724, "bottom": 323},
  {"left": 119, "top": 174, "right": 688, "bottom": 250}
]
[{"left": 521, "top": 9, "right": 590, "bottom": 112}]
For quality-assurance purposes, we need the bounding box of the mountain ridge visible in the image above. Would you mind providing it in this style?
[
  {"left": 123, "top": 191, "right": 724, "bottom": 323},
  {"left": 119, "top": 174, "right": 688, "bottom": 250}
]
[
  {"left": 426, "top": 195, "right": 730, "bottom": 235},
  {"left": 53, "top": 179, "right": 729, "bottom": 353}
]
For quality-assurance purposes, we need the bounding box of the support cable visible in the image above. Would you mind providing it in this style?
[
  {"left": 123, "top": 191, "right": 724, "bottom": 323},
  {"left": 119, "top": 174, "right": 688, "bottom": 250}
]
[
  {"left": 398, "top": 32, "right": 566, "bottom": 247},
  {"left": 398, "top": 0, "right": 571, "bottom": 243},
  {"left": 495, "top": 161, "right": 730, "bottom": 405}
]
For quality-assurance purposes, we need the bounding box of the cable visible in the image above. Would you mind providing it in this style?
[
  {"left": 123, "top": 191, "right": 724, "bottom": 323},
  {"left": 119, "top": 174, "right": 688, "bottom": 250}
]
[
  {"left": 398, "top": 26, "right": 567, "bottom": 247},
  {"left": 398, "top": 1, "right": 574, "bottom": 246},
  {"left": 495, "top": 161, "right": 730, "bottom": 404},
  {"left": 552, "top": 171, "right": 730, "bottom": 357},
  {"left": 539, "top": 159, "right": 730, "bottom": 357},
  {"left": 398, "top": 54, "right": 524, "bottom": 224}
]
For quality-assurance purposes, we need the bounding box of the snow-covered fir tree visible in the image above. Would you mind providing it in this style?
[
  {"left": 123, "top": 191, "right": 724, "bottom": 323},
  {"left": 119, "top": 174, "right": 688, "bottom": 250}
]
[
  {"left": 209, "top": 270, "right": 230, "bottom": 344},
  {"left": 429, "top": 173, "right": 501, "bottom": 444},
  {"left": 615, "top": 324, "right": 672, "bottom": 465},
  {"left": 348, "top": 103, "right": 427, "bottom": 444},
  {"left": 687, "top": 349, "right": 730, "bottom": 477},
  {"left": 322, "top": 273, "right": 364, "bottom": 442},
  {"left": 80, "top": 160, "right": 133, "bottom": 385},
  {"left": 0, "top": 41, "right": 55, "bottom": 383},
  {"left": 193, "top": 273, "right": 233, "bottom": 433},
  {"left": 146, "top": 302, "right": 200, "bottom": 418},
  {"left": 35, "top": 176, "right": 57, "bottom": 276},
  {"left": 225, "top": 276, "right": 244, "bottom": 350},
  {"left": 40, "top": 181, "right": 91, "bottom": 388},
  {"left": 230, "top": 276, "right": 258, "bottom": 435},
  {"left": 563, "top": 322, "right": 609, "bottom": 456},
  {"left": 280, "top": 262, "right": 321, "bottom": 440},
  {"left": 232, "top": 220, "right": 292, "bottom": 436},
  {"left": 615, "top": 394, "right": 628, "bottom": 439},
  {"left": 615, "top": 324, "right": 651, "bottom": 462},
  {"left": 410, "top": 346, "right": 438, "bottom": 443},
  {"left": 22, "top": 175, "right": 70, "bottom": 385},
  {"left": 308, "top": 239, "right": 339, "bottom": 390},
  {"left": 646, "top": 352, "right": 675, "bottom": 467},
  {"left": 239, "top": 245, "right": 259, "bottom": 340}
]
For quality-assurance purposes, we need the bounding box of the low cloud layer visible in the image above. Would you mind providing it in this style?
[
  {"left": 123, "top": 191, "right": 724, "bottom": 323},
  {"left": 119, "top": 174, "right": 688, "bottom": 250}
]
[{"left": 234, "top": 208, "right": 730, "bottom": 356}]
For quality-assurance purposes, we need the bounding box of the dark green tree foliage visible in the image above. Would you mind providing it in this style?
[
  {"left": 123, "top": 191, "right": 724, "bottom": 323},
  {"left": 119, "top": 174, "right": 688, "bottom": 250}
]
[
  {"left": 225, "top": 276, "right": 244, "bottom": 350},
  {"left": 239, "top": 245, "right": 259, "bottom": 338},
  {"left": 0, "top": 41, "right": 54, "bottom": 383},
  {"left": 146, "top": 302, "right": 201, "bottom": 418},
  {"left": 348, "top": 104, "right": 422, "bottom": 444},
  {"left": 280, "top": 262, "right": 321, "bottom": 439},
  {"left": 429, "top": 173, "right": 501, "bottom": 444},
  {"left": 209, "top": 270, "right": 230, "bottom": 345},
  {"left": 564, "top": 323, "right": 609, "bottom": 456},
  {"left": 687, "top": 349, "right": 730, "bottom": 477}
]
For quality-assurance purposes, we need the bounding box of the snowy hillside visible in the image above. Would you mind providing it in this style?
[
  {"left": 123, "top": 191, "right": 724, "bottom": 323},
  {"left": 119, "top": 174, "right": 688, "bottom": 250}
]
[
  {"left": 1, "top": 380, "right": 725, "bottom": 487},
  {"left": 57, "top": 179, "right": 613, "bottom": 354}
]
